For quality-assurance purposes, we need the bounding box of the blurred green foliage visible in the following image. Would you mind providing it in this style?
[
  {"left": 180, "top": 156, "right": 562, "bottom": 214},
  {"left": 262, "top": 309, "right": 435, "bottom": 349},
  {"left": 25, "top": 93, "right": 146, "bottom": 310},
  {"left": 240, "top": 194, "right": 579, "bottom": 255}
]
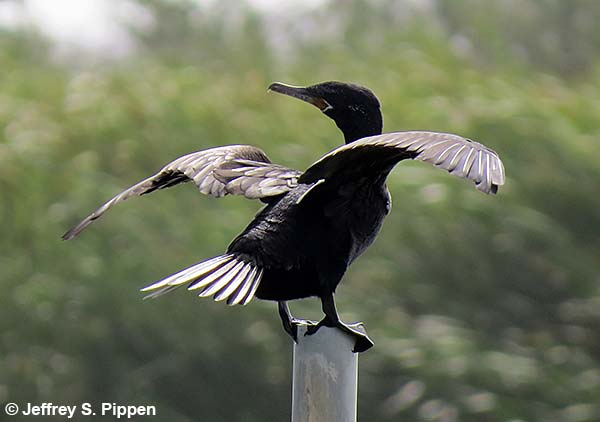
[{"left": 1, "top": 1, "right": 599, "bottom": 421}]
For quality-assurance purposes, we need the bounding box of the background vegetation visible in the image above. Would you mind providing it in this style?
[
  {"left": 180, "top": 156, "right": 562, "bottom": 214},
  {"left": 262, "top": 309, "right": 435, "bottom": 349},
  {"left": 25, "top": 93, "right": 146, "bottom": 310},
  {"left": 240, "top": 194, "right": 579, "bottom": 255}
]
[{"left": 1, "top": 0, "right": 599, "bottom": 421}]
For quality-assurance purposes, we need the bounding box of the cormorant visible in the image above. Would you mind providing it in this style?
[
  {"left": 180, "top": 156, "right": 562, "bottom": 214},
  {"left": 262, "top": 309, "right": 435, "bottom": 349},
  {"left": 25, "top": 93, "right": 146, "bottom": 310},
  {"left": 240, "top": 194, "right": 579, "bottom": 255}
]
[{"left": 63, "top": 81, "right": 505, "bottom": 352}]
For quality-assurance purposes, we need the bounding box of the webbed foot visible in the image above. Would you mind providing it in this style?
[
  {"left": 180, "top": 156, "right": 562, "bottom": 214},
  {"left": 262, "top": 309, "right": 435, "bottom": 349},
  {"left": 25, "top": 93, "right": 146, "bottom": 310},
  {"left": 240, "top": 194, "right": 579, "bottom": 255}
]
[
  {"left": 278, "top": 301, "right": 316, "bottom": 343},
  {"left": 305, "top": 318, "right": 374, "bottom": 353}
]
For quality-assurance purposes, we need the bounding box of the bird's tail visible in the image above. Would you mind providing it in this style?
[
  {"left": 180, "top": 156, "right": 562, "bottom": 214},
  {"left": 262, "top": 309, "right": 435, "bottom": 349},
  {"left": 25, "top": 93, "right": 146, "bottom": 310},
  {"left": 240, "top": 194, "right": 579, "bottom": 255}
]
[{"left": 141, "top": 254, "right": 263, "bottom": 306}]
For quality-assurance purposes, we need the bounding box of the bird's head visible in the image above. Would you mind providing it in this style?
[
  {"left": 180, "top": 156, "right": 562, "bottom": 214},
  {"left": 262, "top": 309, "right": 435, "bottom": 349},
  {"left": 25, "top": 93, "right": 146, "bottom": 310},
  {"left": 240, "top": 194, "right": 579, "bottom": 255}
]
[{"left": 268, "top": 81, "right": 383, "bottom": 144}]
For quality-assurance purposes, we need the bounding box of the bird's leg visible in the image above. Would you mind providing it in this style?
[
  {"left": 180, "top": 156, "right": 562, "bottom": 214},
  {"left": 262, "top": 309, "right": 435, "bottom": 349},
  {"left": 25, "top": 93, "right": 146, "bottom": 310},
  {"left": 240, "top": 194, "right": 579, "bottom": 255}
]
[
  {"left": 278, "top": 301, "right": 298, "bottom": 342},
  {"left": 278, "top": 301, "right": 316, "bottom": 343},
  {"left": 305, "top": 292, "right": 374, "bottom": 353}
]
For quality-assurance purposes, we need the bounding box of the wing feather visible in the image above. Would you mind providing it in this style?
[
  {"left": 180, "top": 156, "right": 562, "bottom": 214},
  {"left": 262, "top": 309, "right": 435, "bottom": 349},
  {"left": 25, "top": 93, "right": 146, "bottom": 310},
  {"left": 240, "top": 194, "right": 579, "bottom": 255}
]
[
  {"left": 301, "top": 131, "right": 505, "bottom": 194},
  {"left": 63, "top": 145, "right": 302, "bottom": 239}
]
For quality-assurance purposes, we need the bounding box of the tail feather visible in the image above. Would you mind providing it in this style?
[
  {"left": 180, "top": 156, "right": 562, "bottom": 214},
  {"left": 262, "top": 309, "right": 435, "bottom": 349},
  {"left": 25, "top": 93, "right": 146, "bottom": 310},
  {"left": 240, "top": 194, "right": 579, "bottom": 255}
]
[
  {"left": 241, "top": 268, "right": 263, "bottom": 305},
  {"left": 214, "top": 264, "right": 253, "bottom": 302},
  {"left": 226, "top": 266, "right": 259, "bottom": 305},
  {"left": 141, "top": 254, "right": 233, "bottom": 292},
  {"left": 142, "top": 284, "right": 180, "bottom": 300},
  {"left": 188, "top": 259, "right": 240, "bottom": 291},
  {"left": 198, "top": 261, "right": 246, "bottom": 298},
  {"left": 141, "top": 254, "right": 263, "bottom": 305}
]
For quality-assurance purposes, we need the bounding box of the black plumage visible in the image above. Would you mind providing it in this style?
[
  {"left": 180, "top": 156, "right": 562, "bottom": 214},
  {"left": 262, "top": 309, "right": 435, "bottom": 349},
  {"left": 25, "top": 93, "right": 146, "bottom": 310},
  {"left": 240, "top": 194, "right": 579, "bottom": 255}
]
[{"left": 63, "top": 81, "right": 505, "bottom": 352}]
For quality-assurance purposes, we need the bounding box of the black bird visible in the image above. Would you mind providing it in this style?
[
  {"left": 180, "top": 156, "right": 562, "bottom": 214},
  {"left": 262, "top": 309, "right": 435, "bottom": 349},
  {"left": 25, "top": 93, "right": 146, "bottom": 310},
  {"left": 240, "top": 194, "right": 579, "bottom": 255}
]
[{"left": 63, "top": 81, "right": 505, "bottom": 352}]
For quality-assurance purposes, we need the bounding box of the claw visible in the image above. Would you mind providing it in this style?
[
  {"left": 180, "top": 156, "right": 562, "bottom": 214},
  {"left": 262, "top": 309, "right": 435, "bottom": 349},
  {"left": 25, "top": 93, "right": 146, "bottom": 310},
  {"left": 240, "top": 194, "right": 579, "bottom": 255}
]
[
  {"left": 285, "top": 319, "right": 299, "bottom": 343},
  {"left": 347, "top": 323, "right": 374, "bottom": 353},
  {"left": 278, "top": 301, "right": 317, "bottom": 344},
  {"left": 286, "top": 318, "right": 319, "bottom": 343},
  {"left": 278, "top": 299, "right": 374, "bottom": 352},
  {"left": 304, "top": 318, "right": 374, "bottom": 353}
]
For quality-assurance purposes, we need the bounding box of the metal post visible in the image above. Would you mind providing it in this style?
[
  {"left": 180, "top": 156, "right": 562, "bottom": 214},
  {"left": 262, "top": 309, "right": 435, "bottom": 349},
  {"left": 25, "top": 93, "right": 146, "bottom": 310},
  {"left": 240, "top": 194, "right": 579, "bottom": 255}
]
[{"left": 291, "top": 324, "right": 359, "bottom": 422}]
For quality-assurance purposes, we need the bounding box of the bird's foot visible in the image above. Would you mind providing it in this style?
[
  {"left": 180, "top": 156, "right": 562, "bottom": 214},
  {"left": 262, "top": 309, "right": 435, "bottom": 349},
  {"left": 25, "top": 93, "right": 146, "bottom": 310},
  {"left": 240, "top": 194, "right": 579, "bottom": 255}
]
[
  {"left": 282, "top": 317, "right": 318, "bottom": 343},
  {"left": 305, "top": 319, "right": 374, "bottom": 353}
]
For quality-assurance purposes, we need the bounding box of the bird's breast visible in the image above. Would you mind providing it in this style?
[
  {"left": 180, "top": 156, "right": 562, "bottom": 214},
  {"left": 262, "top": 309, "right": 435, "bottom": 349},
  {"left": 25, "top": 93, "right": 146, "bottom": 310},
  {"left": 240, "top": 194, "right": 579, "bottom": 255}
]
[{"left": 330, "top": 179, "right": 391, "bottom": 263}]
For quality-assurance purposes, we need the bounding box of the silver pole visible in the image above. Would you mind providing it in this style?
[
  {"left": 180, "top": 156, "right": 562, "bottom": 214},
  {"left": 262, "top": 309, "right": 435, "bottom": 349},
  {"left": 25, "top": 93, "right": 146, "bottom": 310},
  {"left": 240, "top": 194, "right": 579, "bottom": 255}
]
[{"left": 291, "top": 324, "right": 359, "bottom": 422}]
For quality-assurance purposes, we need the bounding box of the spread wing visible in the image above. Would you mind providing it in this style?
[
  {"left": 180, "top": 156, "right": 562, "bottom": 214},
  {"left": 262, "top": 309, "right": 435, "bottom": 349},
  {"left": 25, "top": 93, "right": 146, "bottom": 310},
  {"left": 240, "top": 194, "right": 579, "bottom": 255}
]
[
  {"left": 63, "top": 145, "right": 301, "bottom": 240},
  {"left": 300, "top": 131, "right": 505, "bottom": 194}
]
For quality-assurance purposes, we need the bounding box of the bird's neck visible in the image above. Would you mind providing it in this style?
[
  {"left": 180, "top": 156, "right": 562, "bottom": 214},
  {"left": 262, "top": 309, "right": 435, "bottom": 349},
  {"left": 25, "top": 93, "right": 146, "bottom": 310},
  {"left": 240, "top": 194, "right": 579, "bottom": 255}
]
[{"left": 340, "top": 115, "right": 383, "bottom": 144}]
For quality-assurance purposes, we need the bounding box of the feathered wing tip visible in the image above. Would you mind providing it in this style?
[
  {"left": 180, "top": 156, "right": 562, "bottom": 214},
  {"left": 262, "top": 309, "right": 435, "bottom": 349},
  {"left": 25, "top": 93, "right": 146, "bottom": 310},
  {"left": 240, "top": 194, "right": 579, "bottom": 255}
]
[
  {"left": 413, "top": 136, "right": 505, "bottom": 194},
  {"left": 141, "top": 254, "right": 263, "bottom": 306},
  {"left": 370, "top": 132, "right": 506, "bottom": 194},
  {"left": 302, "top": 131, "right": 506, "bottom": 195},
  {"left": 61, "top": 144, "right": 295, "bottom": 240}
]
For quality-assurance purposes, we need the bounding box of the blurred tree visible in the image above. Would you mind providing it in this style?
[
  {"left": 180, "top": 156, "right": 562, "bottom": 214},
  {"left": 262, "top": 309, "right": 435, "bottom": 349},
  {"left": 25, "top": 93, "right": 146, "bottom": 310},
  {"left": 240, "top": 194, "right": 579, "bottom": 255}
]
[
  {"left": 434, "top": 0, "right": 600, "bottom": 75},
  {"left": 1, "top": 1, "right": 599, "bottom": 421}
]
